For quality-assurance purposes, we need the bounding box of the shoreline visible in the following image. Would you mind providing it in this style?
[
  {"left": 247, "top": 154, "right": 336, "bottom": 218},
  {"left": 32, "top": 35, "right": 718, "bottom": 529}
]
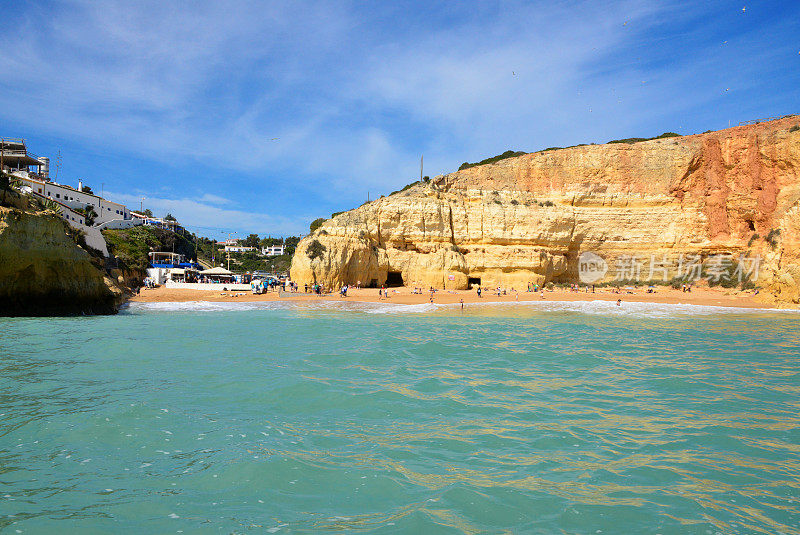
[{"left": 129, "top": 285, "right": 784, "bottom": 311}]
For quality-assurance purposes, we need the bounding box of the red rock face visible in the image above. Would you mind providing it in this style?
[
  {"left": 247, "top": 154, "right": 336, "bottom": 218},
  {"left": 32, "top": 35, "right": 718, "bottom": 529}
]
[{"left": 670, "top": 128, "right": 788, "bottom": 242}]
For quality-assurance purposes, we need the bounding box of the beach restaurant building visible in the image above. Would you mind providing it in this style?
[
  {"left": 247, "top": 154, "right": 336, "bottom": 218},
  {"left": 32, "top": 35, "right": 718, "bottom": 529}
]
[{"left": 199, "top": 266, "right": 234, "bottom": 283}]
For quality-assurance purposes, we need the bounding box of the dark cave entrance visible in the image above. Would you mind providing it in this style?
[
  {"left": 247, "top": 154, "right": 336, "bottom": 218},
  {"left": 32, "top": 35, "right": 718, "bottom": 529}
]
[
  {"left": 386, "top": 271, "right": 404, "bottom": 287},
  {"left": 467, "top": 277, "right": 482, "bottom": 287}
]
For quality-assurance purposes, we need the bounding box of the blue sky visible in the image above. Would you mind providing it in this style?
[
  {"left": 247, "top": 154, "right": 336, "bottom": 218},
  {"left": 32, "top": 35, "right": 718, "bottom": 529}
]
[{"left": 1, "top": 0, "right": 798, "bottom": 239}]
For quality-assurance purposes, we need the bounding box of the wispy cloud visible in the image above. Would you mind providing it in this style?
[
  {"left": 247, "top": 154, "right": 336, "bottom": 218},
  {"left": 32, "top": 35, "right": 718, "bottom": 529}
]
[
  {"left": 196, "top": 194, "right": 234, "bottom": 206},
  {"left": 2, "top": 0, "right": 798, "bottom": 235},
  {"left": 106, "top": 191, "right": 309, "bottom": 237}
]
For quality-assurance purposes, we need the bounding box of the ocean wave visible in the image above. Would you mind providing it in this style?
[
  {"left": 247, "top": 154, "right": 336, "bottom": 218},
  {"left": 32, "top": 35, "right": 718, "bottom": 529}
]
[
  {"left": 121, "top": 300, "right": 437, "bottom": 315},
  {"left": 121, "top": 298, "right": 797, "bottom": 317},
  {"left": 449, "top": 299, "right": 800, "bottom": 317}
]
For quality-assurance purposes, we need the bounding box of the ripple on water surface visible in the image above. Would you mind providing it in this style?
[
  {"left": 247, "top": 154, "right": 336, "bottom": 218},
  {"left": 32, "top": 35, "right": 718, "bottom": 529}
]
[{"left": 1, "top": 306, "right": 799, "bottom": 534}]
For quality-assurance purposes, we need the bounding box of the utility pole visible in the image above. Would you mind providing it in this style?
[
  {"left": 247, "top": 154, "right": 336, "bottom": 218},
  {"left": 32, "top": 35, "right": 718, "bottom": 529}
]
[
  {"left": 101, "top": 182, "right": 104, "bottom": 197},
  {"left": 1, "top": 137, "right": 5, "bottom": 176},
  {"left": 140, "top": 196, "right": 146, "bottom": 213}
]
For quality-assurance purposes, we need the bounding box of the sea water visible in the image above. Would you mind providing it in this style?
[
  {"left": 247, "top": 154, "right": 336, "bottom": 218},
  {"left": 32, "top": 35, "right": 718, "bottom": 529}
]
[{"left": 1, "top": 301, "right": 799, "bottom": 534}]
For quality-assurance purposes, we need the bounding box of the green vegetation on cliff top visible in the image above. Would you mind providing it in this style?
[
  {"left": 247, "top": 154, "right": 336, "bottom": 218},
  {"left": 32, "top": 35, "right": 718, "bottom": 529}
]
[
  {"left": 103, "top": 226, "right": 196, "bottom": 271},
  {"left": 458, "top": 150, "right": 527, "bottom": 171}
]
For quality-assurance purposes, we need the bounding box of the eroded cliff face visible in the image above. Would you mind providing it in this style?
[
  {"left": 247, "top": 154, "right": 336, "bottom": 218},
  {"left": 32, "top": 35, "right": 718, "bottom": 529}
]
[
  {"left": 291, "top": 117, "right": 800, "bottom": 306},
  {"left": 0, "top": 207, "right": 122, "bottom": 316}
]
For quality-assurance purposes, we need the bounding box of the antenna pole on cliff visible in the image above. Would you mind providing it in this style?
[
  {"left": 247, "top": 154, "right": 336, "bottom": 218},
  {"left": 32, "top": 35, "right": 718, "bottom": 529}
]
[
  {"left": 420, "top": 154, "right": 423, "bottom": 181},
  {"left": 55, "top": 150, "right": 62, "bottom": 181}
]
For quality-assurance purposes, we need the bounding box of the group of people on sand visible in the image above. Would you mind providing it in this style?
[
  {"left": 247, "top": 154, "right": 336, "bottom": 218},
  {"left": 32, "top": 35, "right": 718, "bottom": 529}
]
[
  {"left": 305, "top": 283, "right": 325, "bottom": 295},
  {"left": 567, "top": 284, "right": 596, "bottom": 293}
]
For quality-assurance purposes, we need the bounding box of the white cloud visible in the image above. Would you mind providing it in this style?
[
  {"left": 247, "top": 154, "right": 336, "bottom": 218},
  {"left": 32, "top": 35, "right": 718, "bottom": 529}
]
[
  {"left": 196, "top": 193, "right": 234, "bottom": 206},
  {"left": 106, "top": 191, "right": 309, "bottom": 237},
  {"left": 2, "top": 0, "right": 796, "bottom": 235}
]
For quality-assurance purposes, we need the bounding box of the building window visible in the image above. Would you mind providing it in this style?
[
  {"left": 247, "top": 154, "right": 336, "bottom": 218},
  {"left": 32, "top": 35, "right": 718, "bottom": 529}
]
[{"left": 56, "top": 194, "right": 60, "bottom": 198}]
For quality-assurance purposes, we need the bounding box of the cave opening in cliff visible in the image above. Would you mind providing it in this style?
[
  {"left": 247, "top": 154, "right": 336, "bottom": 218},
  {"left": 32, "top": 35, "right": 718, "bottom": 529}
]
[
  {"left": 747, "top": 219, "right": 756, "bottom": 231},
  {"left": 468, "top": 277, "right": 481, "bottom": 287},
  {"left": 386, "top": 271, "right": 404, "bottom": 287}
]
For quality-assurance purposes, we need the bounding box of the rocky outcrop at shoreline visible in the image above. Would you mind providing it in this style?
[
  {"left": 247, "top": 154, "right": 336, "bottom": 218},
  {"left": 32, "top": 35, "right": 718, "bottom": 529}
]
[
  {"left": 0, "top": 205, "right": 123, "bottom": 316},
  {"left": 290, "top": 116, "right": 800, "bottom": 306}
]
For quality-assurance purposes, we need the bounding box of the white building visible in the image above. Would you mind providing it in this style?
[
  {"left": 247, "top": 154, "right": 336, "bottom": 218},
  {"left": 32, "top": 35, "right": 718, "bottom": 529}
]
[
  {"left": 17, "top": 175, "right": 133, "bottom": 227},
  {"left": 130, "top": 211, "right": 184, "bottom": 233},
  {"left": 224, "top": 245, "right": 256, "bottom": 253},
  {"left": 16, "top": 188, "right": 110, "bottom": 255},
  {"left": 261, "top": 245, "right": 285, "bottom": 256}
]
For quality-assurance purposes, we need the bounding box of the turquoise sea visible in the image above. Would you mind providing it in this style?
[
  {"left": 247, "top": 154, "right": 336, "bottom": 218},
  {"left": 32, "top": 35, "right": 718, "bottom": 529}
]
[{"left": 1, "top": 300, "right": 800, "bottom": 534}]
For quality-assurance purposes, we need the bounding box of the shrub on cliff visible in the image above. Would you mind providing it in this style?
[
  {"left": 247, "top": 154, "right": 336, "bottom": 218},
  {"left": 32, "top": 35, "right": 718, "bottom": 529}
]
[
  {"left": 766, "top": 228, "right": 781, "bottom": 249},
  {"left": 608, "top": 132, "right": 681, "bottom": 144},
  {"left": 0, "top": 172, "right": 23, "bottom": 207},
  {"left": 310, "top": 218, "right": 326, "bottom": 233},
  {"left": 306, "top": 239, "right": 326, "bottom": 261},
  {"left": 458, "top": 150, "right": 527, "bottom": 171},
  {"left": 388, "top": 180, "right": 420, "bottom": 196}
]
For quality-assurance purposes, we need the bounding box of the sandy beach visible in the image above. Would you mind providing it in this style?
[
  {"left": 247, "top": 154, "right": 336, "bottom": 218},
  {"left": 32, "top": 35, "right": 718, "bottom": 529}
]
[{"left": 130, "top": 284, "right": 771, "bottom": 309}]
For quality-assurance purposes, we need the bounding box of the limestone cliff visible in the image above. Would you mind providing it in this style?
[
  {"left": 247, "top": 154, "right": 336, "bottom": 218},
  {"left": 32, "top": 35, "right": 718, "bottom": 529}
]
[
  {"left": 0, "top": 206, "right": 122, "bottom": 316},
  {"left": 290, "top": 117, "right": 800, "bottom": 306}
]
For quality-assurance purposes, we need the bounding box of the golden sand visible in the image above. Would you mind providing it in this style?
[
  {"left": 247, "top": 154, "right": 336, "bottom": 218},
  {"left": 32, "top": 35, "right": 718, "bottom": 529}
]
[{"left": 130, "top": 285, "right": 769, "bottom": 309}]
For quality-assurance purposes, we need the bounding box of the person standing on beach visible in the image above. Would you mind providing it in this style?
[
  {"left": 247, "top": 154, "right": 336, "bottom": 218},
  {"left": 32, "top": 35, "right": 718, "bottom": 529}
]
[
  {"left": 477, "top": 286, "right": 482, "bottom": 298},
  {"left": 460, "top": 298, "right": 464, "bottom": 309}
]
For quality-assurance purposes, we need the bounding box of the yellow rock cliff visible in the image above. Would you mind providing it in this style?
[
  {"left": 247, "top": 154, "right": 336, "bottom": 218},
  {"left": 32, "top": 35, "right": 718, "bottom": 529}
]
[
  {"left": 291, "top": 117, "right": 800, "bottom": 306},
  {"left": 0, "top": 205, "right": 122, "bottom": 316}
]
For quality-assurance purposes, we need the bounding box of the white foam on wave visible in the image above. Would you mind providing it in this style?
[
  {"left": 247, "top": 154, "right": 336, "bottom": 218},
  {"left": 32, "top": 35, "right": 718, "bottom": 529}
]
[
  {"left": 121, "top": 298, "right": 798, "bottom": 317},
  {"left": 121, "top": 299, "right": 438, "bottom": 315},
  {"left": 449, "top": 298, "right": 800, "bottom": 317}
]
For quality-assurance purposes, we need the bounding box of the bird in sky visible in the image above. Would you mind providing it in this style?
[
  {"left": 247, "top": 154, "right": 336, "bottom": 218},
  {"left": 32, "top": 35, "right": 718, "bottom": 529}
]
[
  {"left": 270, "top": 138, "right": 279, "bottom": 141},
  {"left": 742, "top": 6, "right": 746, "bottom": 12},
  {"left": 512, "top": 71, "right": 516, "bottom": 76}
]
